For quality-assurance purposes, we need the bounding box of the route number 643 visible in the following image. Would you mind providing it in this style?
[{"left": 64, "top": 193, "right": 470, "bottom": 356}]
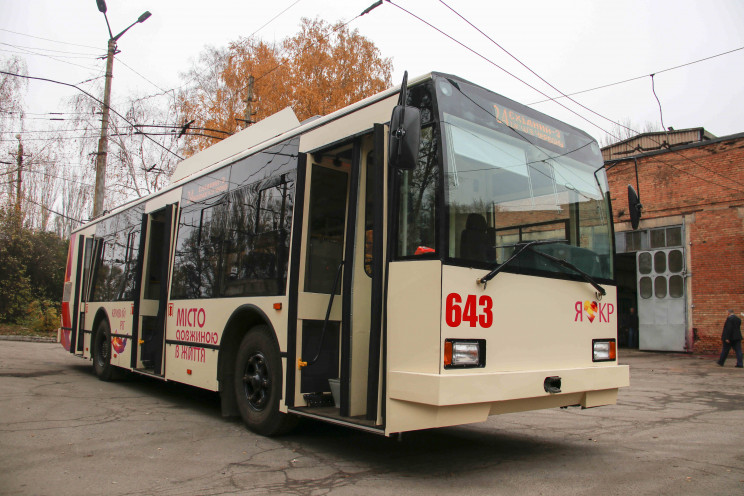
[{"left": 445, "top": 293, "right": 493, "bottom": 328}]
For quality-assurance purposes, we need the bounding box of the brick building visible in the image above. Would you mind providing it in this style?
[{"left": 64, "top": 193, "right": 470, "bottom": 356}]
[{"left": 603, "top": 128, "right": 744, "bottom": 354}]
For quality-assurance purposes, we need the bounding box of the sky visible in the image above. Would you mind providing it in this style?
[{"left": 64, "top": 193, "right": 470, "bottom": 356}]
[{"left": 2, "top": 0, "right": 744, "bottom": 148}]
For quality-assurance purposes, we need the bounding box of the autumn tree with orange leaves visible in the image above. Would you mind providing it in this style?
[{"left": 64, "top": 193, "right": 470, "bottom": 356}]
[{"left": 177, "top": 18, "right": 392, "bottom": 156}]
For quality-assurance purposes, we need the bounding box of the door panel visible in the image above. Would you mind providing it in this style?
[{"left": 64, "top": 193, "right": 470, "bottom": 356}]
[{"left": 637, "top": 248, "right": 686, "bottom": 351}]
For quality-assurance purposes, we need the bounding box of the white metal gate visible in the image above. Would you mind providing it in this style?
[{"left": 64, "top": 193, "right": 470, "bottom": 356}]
[{"left": 637, "top": 247, "right": 686, "bottom": 351}]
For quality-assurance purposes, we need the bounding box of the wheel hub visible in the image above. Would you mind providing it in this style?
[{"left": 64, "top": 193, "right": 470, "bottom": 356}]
[{"left": 242, "top": 352, "right": 270, "bottom": 411}]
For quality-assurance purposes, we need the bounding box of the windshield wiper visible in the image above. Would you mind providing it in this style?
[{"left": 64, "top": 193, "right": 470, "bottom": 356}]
[{"left": 478, "top": 240, "right": 606, "bottom": 297}]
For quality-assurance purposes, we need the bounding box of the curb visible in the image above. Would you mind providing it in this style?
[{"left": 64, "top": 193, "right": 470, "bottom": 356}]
[{"left": 0, "top": 335, "right": 56, "bottom": 343}]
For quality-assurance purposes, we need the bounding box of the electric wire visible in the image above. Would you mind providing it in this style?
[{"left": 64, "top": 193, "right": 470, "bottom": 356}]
[
  {"left": 0, "top": 70, "right": 183, "bottom": 160},
  {"left": 0, "top": 45, "right": 101, "bottom": 72},
  {"left": 21, "top": 195, "right": 84, "bottom": 223},
  {"left": 116, "top": 56, "right": 170, "bottom": 95},
  {"left": 400, "top": 1, "right": 744, "bottom": 193},
  {"left": 255, "top": 1, "right": 377, "bottom": 82},
  {"left": 650, "top": 74, "right": 666, "bottom": 132},
  {"left": 0, "top": 41, "right": 100, "bottom": 57},
  {"left": 384, "top": 0, "right": 612, "bottom": 137},
  {"left": 248, "top": 0, "right": 305, "bottom": 39},
  {"left": 9, "top": 167, "right": 94, "bottom": 188},
  {"left": 528, "top": 46, "right": 744, "bottom": 105},
  {"left": 0, "top": 28, "right": 101, "bottom": 51}
]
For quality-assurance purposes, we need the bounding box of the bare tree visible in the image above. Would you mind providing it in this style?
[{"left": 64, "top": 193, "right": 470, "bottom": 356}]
[
  {"left": 62, "top": 87, "right": 181, "bottom": 214},
  {"left": 0, "top": 57, "right": 28, "bottom": 209},
  {"left": 600, "top": 118, "right": 662, "bottom": 147}
]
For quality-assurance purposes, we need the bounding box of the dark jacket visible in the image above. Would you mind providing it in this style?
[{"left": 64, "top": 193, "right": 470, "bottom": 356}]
[{"left": 722, "top": 314, "right": 743, "bottom": 342}]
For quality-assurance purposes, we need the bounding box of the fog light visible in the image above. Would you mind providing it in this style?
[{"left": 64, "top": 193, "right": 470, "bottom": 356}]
[
  {"left": 444, "top": 339, "right": 486, "bottom": 368},
  {"left": 593, "top": 339, "right": 616, "bottom": 362}
]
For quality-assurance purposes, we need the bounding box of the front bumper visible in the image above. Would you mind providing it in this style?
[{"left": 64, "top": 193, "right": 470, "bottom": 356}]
[{"left": 388, "top": 364, "right": 630, "bottom": 406}]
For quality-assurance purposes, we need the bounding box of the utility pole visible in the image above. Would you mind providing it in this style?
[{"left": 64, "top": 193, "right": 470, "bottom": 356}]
[
  {"left": 14, "top": 134, "right": 23, "bottom": 229},
  {"left": 93, "top": 1, "right": 151, "bottom": 218},
  {"left": 93, "top": 37, "right": 116, "bottom": 218},
  {"left": 242, "top": 75, "right": 255, "bottom": 129}
]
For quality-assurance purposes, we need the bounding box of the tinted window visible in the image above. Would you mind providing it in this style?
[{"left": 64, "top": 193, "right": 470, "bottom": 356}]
[
  {"left": 305, "top": 165, "right": 347, "bottom": 293},
  {"left": 171, "top": 138, "right": 299, "bottom": 299},
  {"left": 89, "top": 205, "right": 144, "bottom": 301},
  {"left": 222, "top": 173, "right": 295, "bottom": 297}
]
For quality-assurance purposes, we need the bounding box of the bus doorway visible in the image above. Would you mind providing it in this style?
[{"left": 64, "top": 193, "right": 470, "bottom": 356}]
[
  {"left": 291, "top": 131, "right": 385, "bottom": 430},
  {"left": 133, "top": 205, "right": 177, "bottom": 375},
  {"left": 615, "top": 252, "right": 638, "bottom": 348}
]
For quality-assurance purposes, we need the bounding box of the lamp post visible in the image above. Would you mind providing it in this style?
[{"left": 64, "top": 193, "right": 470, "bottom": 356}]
[{"left": 93, "top": 0, "right": 151, "bottom": 217}]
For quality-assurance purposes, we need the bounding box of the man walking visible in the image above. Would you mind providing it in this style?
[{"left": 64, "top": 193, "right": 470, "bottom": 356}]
[{"left": 717, "top": 309, "right": 743, "bottom": 368}]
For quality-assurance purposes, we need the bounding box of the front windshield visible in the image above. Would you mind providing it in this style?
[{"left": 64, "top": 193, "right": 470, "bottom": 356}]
[{"left": 436, "top": 76, "right": 613, "bottom": 281}]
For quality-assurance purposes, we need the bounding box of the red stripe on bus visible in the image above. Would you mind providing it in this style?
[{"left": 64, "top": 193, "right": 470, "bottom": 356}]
[{"left": 64, "top": 234, "right": 76, "bottom": 282}]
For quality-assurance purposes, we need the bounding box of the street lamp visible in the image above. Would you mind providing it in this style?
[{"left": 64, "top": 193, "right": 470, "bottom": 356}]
[{"left": 93, "top": 0, "right": 151, "bottom": 217}]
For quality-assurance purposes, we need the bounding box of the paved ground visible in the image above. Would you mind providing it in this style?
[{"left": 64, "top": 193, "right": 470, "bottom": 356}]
[{"left": 0, "top": 341, "right": 742, "bottom": 496}]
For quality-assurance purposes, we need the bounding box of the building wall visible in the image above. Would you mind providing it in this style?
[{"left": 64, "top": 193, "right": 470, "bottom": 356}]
[
  {"left": 606, "top": 134, "right": 744, "bottom": 354},
  {"left": 601, "top": 128, "right": 714, "bottom": 162}
]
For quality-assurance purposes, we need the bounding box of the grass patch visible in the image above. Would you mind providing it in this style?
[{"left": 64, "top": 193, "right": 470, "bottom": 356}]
[{"left": 0, "top": 323, "right": 56, "bottom": 339}]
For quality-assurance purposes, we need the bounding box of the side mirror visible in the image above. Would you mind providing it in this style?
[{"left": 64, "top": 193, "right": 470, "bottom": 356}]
[
  {"left": 628, "top": 184, "right": 642, "bottom": 230},
  {"left": 388, "top": 105, "right": 421, "bottom": 170}
]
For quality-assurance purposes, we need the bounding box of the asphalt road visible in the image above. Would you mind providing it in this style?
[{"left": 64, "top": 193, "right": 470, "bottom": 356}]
[{"left": 1, "top": 340, "right": 743, "bottom": 496}]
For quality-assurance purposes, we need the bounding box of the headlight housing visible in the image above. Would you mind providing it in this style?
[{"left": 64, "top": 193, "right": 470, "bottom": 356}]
[
  {"left": 444, "top": 339, "right": 486, "bottom": 369},
  {"left": 592, "top": 339, "right": 617, "bottom": 362}
]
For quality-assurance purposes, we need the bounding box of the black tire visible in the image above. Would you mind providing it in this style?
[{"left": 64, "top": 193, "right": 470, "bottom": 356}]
[
  {"left": 93, "top": 319, "right": 115, "bottom": 381},
  {"left": 234, "top": 326, "right": 297, "bottom": 436}
]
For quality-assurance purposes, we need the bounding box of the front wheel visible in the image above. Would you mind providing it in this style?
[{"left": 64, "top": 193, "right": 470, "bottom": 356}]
[
  {"left": 92, "top": 319, "right": 114, "bottom": 381},
  {"left": 234, "top": 326, "right": 297, "bottom": 436}
]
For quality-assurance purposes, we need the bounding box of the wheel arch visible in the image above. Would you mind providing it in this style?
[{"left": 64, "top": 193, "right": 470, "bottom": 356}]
[
  {"left": 90, "top": 307, "right": 110, "bottom": 345},
  {"left": 217, "top": 304, "right": 280, "bottom": 417}
]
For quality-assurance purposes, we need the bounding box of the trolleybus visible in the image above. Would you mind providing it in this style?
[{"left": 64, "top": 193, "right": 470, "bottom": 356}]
[{"left": 59, "top": 72, "right": 630, "bottom": 436}]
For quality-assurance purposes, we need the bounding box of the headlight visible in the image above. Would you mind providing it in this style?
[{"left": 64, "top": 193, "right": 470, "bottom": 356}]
[
  {"left": 592, "top": 339, "right": 616, "bottom": 362},
  {"left": 444, "top": 339, "right": 486, "bottom": 369}
]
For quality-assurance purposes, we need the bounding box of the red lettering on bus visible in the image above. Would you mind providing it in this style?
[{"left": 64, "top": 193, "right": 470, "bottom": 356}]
[
  {"left": 575, "top": 301, "right": 583, "bottom": 322},
  {"left": 598, "top": 303, "right": 615, "bottom": 323},
  {"left": 445, "top": 293, "right": 462, "bottom": 327},
  {"left": 445, "top": 293, "right": 493, "bottom": 328}
]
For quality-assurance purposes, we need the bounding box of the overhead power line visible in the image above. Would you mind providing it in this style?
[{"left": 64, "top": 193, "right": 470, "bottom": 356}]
[
  {"left": 0, "top": 44, "right": 101, "bottom": 72},
  {"left": 384, "top": 0, "right": 613, "bottom": 137},
  {"left": 255, "top": 0, "right": 383, "bottom": 82},
  {"left": 23, "top": 195, "right": 84, "bottom": 223},
  {"left": 528, "top": 46, "right": 744, "bottom": 105},
  {"left": 0, "top": 70, "right": 183, "bottom": 160},
  {"left": 249, "top": 0, "right": 305, "bottom": 39},
  {"left": 395, "top": 0, "right": 744, "bottom": 193},
  {"left": 0, "top": 41, "right": 99, "bottom": 57},
  {"left": 0, "top": 28, "right": 101, "bottom": 51}
]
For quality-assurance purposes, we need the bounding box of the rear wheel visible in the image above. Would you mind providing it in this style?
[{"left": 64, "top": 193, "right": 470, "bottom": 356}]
[
  {"left": 234, "top": 326, "right": 297, "bottom": 436},
  {"left": 93, "top": 319, "right": 114, "bottom": 381}
]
